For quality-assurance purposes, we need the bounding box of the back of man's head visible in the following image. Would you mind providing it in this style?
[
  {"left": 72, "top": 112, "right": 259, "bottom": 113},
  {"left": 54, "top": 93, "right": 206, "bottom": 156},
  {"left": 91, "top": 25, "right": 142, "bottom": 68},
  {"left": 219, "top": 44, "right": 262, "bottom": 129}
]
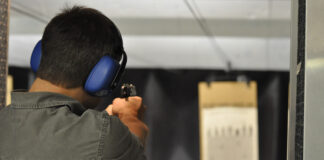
[{"left": 37, "top": 6, "right": 124, "bottom": 89}]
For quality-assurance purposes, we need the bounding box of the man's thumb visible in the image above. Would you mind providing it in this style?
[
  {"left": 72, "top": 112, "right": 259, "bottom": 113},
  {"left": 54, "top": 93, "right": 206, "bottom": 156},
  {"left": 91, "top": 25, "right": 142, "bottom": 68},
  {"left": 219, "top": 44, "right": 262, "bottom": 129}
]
[{"left": 105, "top": 105, "right": 113, "bottom": 116}]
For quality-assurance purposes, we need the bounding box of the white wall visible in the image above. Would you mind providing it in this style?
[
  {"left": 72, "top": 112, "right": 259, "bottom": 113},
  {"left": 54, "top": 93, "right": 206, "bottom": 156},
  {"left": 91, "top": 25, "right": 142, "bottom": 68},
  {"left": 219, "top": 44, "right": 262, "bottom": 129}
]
[{"left": 8, "top": 0, "right": 291, "bottom": 71}]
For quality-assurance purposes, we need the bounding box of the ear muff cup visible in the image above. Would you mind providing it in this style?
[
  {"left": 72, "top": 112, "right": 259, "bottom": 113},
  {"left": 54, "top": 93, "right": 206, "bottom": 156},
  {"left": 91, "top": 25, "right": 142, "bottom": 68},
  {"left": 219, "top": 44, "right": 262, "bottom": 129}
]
[
  {"left": 30, "top": 40, "right": 42, "bottom": 72},
  {"left": 84, "top": 56, "right": 120, "bottom": 94}
]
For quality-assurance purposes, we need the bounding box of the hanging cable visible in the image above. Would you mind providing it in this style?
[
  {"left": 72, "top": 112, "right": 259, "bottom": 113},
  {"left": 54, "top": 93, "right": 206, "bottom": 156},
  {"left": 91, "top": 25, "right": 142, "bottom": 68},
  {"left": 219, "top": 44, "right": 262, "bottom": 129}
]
[{"left": 183, "top": 0, "right": 231, "bottom": 71}]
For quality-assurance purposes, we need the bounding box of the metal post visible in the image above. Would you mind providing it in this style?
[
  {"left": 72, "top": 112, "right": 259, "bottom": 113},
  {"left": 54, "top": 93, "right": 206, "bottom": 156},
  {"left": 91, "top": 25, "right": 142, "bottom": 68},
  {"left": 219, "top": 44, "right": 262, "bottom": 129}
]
[
  {"left": 0, "top": 0, "right": 9, "bottom": 108},
  {"left": 288, "top": 0, "right": 324, "bottom": 159}
]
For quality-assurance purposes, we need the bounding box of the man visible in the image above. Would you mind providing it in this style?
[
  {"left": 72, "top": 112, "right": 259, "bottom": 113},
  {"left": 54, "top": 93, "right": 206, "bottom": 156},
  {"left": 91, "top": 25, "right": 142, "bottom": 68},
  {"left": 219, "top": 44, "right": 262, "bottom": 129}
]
[{"left": 0, "top": 6, "right": 148, "bottom": 160}]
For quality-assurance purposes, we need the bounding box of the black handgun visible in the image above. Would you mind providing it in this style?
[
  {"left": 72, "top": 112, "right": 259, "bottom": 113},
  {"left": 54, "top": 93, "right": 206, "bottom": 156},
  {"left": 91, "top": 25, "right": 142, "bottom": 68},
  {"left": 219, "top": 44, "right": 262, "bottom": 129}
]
[
  {"left": 120, "top": 83, "right": 145, "bottom": 120},
  {"left": 120, "top": 83, "right": 137, "bottom": 98}
]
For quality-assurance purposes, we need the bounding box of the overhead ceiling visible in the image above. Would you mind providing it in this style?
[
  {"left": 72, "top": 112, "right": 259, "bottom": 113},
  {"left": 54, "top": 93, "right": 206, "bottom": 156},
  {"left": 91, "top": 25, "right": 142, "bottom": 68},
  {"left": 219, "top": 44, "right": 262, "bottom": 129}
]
[{"left": 8, "top": 0, "right": 291, "bottom": 70}]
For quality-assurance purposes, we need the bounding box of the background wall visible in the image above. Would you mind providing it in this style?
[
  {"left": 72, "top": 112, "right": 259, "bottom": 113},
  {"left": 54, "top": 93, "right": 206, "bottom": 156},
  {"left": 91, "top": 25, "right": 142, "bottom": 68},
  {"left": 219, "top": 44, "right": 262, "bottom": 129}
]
[{"left": 8, "top": 0, "right": 291, "bottom": 71}]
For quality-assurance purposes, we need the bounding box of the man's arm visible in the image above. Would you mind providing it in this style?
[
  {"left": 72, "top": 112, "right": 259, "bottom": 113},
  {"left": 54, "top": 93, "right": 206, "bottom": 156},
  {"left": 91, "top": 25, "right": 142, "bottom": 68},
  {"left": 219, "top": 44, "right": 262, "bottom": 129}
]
[
  {"left": 106, "top": 97, "right": 148, "bottom": 146},
  {"left": 101, "top": 115, "right": 146, "bottom": 160}
]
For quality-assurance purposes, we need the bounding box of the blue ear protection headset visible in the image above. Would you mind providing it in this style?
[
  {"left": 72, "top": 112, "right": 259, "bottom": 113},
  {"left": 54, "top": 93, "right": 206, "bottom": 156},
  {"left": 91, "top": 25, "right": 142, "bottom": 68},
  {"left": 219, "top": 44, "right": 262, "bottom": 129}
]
[{"left": 30, "top": 40, "right": 127, "bottom": 97}]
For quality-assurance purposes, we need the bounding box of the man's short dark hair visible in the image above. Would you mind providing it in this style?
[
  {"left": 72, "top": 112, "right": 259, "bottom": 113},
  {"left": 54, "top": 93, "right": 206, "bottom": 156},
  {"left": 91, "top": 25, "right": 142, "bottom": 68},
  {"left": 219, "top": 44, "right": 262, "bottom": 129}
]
[{"left": 37, "top": 6, "right": 124, "bottom": 88}]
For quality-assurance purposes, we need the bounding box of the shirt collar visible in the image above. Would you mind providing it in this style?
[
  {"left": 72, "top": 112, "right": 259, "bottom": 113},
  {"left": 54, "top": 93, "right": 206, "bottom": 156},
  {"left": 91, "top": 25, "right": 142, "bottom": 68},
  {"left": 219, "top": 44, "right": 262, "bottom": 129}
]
[{"left": 11, "top": 91, "right": 87, "bottom": 115}]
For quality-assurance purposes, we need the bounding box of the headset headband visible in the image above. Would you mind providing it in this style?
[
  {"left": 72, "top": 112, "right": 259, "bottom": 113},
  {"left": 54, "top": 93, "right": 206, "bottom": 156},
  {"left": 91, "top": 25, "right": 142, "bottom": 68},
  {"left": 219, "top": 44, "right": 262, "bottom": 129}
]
[{"left": 110, "top": 51, "right": 127, "bottom": 90}]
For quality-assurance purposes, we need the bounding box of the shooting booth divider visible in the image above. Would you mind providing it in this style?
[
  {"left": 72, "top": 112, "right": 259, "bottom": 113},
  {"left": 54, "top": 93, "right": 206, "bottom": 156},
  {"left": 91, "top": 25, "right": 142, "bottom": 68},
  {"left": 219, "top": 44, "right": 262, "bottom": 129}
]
[
  {"left": 0, "top": 0, "right": 9, "bottom": 108},
  {"left": 198, "top": 81, "right": 258, "bottom": 160},
  {"left": 288, "top": 0, "right": 324, "bottom": 159}
]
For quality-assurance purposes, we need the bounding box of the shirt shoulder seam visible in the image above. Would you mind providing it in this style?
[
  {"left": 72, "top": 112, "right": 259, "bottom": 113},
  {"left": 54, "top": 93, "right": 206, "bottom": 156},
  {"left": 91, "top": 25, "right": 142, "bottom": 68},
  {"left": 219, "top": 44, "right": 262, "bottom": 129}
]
[
  {"left": 97, "top": 112, "right": 110, "bottom": 159},
  {"left": 10, "top": 102, "right": 72, "bottom": 109}
]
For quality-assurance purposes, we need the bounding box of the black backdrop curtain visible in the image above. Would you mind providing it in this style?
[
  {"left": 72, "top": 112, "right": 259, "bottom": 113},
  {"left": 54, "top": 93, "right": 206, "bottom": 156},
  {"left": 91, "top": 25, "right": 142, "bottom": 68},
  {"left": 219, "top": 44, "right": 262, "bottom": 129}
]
[{"left": 106, "top": 69, "right": 289, "bottom": 160}]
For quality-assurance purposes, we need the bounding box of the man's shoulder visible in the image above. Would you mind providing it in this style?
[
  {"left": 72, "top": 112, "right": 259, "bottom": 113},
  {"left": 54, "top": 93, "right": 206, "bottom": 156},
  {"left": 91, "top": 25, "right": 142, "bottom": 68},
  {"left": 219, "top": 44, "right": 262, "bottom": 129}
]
[{"left": 0, "top": 105, "right": 126, "bottom": 159}]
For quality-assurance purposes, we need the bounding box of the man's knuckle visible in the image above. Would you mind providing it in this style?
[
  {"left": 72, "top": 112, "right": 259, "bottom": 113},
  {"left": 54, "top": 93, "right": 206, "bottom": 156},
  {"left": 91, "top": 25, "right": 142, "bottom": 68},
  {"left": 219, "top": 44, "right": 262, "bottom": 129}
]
[
  {"left": 133, "top": 96, "right": 142, "bottom": 101},
  {"left": 113, "top": 98, "right": 122, "bottom": 103}
]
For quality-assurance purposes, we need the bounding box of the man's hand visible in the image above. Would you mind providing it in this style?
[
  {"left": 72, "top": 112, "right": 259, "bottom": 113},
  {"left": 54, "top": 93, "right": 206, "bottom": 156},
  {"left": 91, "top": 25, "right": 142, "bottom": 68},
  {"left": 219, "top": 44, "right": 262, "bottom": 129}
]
[
  {"left": 105, "top": 97, "right": 148, "bottom": 146},
  {"left": 106, "top": 97, "right": 142, "bottom": 118}
]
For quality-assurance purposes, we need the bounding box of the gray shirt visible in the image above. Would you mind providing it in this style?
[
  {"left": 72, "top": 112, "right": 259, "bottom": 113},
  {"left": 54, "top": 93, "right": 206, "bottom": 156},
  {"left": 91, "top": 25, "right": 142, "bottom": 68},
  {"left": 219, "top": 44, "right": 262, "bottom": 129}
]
[{"left": 0, "top": 92, "right": 146, "bottom": 160}]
